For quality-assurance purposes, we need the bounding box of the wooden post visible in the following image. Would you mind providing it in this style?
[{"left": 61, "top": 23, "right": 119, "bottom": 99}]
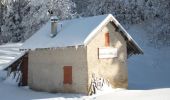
[{"left": 20, "top": 53, "right": 28, "bottom": 86}]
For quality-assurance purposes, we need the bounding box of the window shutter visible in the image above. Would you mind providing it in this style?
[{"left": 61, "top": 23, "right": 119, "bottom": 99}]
[
  {"left": 63, "top": 66, "right": 72, "bottom": 84},
  {"left": 105, "top": 32, "right": 110, "bottom": 47}
]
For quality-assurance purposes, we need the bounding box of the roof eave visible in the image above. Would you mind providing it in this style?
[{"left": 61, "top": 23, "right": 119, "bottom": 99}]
[
  {"left": 110, "top": 15, "right": 143, "bottom": 55},
  {"left": 129, "top": 40, "right": 144, "bottom": 55},
  {"left": 84, "top": 14, "right": 112, "bottom": 46}
]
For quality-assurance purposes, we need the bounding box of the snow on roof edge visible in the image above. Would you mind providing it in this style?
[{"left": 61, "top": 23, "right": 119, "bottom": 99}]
[
  {"left": 0, "top": 43, "right": 26, "bottom": 70},
  {"left": 21, "top": 14, "right": 143, "bottom": 54},
  {"left": 2, "top": 52, "right": 26, "bottom": 70},
  {"left": 111, "top": 16, "right": 143, "bottom": 54},
  {"left": 0, "top": 43, "right": 23, "bottom": 48},
  {"left": 84, "top": 14, "right": 111, "bottom": 45}
]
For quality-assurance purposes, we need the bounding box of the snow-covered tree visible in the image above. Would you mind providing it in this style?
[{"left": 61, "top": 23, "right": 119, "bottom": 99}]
[
  {"left": 72, "top": 0, "right": 89, "bottom": 15},
  {"left": 144, "top": 0, "right": 170, "bottom": 47},
  {"left": 22, "top": 0, "right": 77, "bottom": 40},
  {"left": 0, "top": 0, "right": 170, "bottom": 47},
  {"left": 80, "top": 0, "right": 142, "bottom": 24},
  {"left": 0, "top": 0, "right": 7, "bottom": 43},
  {"left": 0, "top": 0, "right": 76, "bottom": 44},
  {"left": 0, "top": 0, "right": 30, "bottom": 43},
  {"left": 78, "top": 0, "right": 170, "bottom": 47}
]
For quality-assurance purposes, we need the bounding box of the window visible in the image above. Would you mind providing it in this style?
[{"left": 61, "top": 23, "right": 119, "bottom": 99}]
[
  {"left": 105, "top": 32, "right": 110, "bottom": 47},
  {"left": 63, "top": 66, "right": 72, "bottom": 84}
]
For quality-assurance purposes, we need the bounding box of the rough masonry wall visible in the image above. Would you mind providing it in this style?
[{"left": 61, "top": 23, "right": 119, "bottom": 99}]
[
  {"left": 28, "top": 46, "right": 88, "bottom": 94},
  {"left": 87, "top": 22, "right": 128, "bottom": 91}
]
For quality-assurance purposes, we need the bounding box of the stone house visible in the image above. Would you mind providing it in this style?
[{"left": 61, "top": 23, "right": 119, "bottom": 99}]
[{"left": 21, "top": 14, "right": 143, "bottom": 95}]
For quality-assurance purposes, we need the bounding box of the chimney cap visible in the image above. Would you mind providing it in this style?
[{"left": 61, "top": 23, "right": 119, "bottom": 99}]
[{"left": 51, "top": 16, "right": 59, "bottom": 22}]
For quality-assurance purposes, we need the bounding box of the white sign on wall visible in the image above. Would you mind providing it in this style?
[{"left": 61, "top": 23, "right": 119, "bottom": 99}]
[{"left": 98, "top": 47, "right": 117, "bottom": 59}]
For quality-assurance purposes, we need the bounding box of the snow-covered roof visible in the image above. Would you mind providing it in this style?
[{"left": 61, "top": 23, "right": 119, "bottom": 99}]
[
  {"left": 21, "top": 14, "right": 143, "bottom": 54},
  {"left": 0, "top": 43, "right": 25, "bottom": 70}
]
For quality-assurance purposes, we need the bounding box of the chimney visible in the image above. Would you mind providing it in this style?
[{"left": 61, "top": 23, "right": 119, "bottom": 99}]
[{"left": 50, "top": 16, "right": 59, "bottom": 37}]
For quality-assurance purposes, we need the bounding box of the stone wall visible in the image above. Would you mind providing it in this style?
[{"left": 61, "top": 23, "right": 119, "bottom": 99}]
[
  {"left": 87, "top": 22, "right": 128, "bottom": 93},
  {"left": 28, "top": 46, "right": 88, "bottom": 94}
]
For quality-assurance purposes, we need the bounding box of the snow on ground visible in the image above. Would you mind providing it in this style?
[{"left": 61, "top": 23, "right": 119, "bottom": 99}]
[
  {"left": 95, "top": 88, "right": 170, "bottom": 100},
  {"left": 0, "top": 23, "right": 170, "bottom": 100},
  {"left": 127, "top": 24, "right": 170, "bottom": 89},
  {"left": 0, "top": 70, "right": 7, "bottom": 81},
  {"left": 0, "top": 82, "right": 170, "bottom": 100},
  {"left": 0, "top": 82, "right": 87, "bottom": 100}
]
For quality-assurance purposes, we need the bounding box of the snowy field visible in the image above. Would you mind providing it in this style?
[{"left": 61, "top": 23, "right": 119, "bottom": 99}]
[
  {"left": 0, "top": 82, "right": 170, "bottom": 100},
  {"left": 0, "top": 24, "right": 170, "bottom": 100}
]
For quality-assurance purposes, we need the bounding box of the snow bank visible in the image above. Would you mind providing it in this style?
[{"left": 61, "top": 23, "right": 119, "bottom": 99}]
[
  {"left": 0, "top": 70, "right": 7, "bottom": 82},
  {"left": 0, "top": 82, "right": 87, "bottom": 100},
  {"left": 95, "top": 88, "right": 170, "bottom": 100},
  {"left": 0, "top": 81, "right": 169, "bottom": 100},
  {"left": 3, "top": 71, "right": 21, "bottom": 85}
]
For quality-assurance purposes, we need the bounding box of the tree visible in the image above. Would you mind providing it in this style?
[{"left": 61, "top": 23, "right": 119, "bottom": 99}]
[
  {"left": 0, "top": 0, "right": 76, "bottom": 44},
  {"left": 23, "top": 0, "right": 77, "bottom": 40},
  {"left": 1, "top": 0, "right": 30, "bottom": 43}
]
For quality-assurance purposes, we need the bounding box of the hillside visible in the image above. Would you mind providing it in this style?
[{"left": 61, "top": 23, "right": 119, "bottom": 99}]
[{"left": 127, "top": 24, "right": 170, "bottom": 89}]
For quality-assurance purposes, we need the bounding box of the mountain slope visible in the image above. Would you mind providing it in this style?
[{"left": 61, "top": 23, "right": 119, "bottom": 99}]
[{"left": 127, "top": 24, "right": 170, "bottom": 89}]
